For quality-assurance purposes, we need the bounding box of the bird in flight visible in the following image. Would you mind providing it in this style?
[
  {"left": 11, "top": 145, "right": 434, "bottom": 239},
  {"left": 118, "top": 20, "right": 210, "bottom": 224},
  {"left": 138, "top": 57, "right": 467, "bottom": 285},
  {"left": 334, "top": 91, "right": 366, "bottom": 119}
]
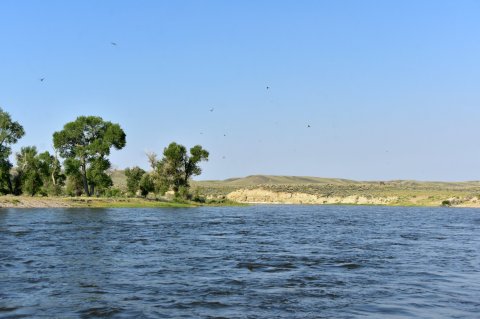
[
  {"left": 111, "top": 42, "right": 117, "bottom": 46},
  {"left": 307, "top": 125, "right": 311, "bottom": 128},
  {"left": 39, "top": 78, "right": 45, "bottom": 82},
  {"left": 266, "top": 86, "right": 270, "bottom": 90}
]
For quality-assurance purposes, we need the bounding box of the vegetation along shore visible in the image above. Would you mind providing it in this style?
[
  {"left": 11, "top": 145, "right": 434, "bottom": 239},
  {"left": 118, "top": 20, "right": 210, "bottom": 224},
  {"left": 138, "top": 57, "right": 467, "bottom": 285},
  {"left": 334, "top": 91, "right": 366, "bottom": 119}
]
[
  {"left": 0, "top": 108, "right": 214, "bottom": 207},
  {"left": 1, "top": 108, "right": 480, "bottom": 208},
  {"left": 3, "top": 173, "right": 480, "bottom": 208}
]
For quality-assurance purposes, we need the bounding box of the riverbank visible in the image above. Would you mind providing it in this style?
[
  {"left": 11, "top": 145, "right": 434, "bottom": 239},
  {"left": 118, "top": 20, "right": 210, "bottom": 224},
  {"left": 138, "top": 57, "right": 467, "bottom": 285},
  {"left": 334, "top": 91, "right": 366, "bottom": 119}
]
[
  {"left": 225, "top": 188, "right": 480, "bottom": 207},
  {"left": 0, "top": 196, "right": 240, "bottom": 208},
  {"left": 1, "top": 192, "right": 479, "bottom": 208},
  {"left": 192, "top": 175, "right": 480, "bottom": 208},
  {"left": 4, "top": 174, "right": 480, "bottom": 208}
]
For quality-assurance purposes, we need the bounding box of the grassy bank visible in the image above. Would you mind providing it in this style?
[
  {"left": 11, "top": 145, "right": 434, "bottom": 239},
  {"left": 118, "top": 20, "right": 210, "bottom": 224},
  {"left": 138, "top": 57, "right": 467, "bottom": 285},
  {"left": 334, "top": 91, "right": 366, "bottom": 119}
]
[{"left": 0, "top": 195, "right": 242, "bottom": 209}]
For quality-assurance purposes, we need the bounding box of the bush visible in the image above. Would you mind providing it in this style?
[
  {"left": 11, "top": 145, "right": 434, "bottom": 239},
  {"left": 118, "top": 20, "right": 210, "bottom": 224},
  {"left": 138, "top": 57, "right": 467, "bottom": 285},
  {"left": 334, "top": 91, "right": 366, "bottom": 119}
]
[
  {"left": 65, "top": 175, "right": 83, "bottom": 196},
  {"left": 442, "top": 200, "right": 451, "bottom": 206},
  {"left": 139, "top": 173, "right": 154, "bottom": 197},
  {"left": 176, "top": 185, "right": 192, "bottom": 200},
  {"left": 192, "top": 189, "right": 205, "bottom": 203},
  {"left": 104, "top": 187, "right": 124, "bottom": 198}
]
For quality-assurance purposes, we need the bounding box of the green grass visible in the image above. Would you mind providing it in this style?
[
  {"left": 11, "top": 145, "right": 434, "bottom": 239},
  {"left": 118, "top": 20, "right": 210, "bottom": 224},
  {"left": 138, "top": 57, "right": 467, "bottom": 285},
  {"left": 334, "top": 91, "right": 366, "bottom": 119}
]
[{"left": 66, "top": 197, "right": 197, "bottom": 208}]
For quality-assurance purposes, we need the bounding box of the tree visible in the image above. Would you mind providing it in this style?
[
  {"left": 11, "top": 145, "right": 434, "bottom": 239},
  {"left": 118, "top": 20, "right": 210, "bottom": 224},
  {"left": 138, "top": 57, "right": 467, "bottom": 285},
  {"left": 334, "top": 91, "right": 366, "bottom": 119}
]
[
  {"left": 37, "top": 150, "right": 65, "bottom": 195},
  {"left": 124, "top": 166, "right": 146, "bottom": 195},
  {"left": 155, "top": 142, "right": 209, "bottom": 197},
  {"left": 63, "top": 157, "right": 83, "bottom": 196},
  {"left": 138, "top": 173, "right": 154, "bottom": 197},
  {"left": 146, "top": 151, "right": 158, "bottom": 170},
  {"left": 145, "top": 151, "right": 167, "bottom": 195},
  {"left": 53, "top": 116, "right": 126, "bottom": 196},
  {"left": 16, "top": 146, "right": 42, "bottom": 196},
  {"left": 86, "top": 157, "right": 113, "bottom": 195},
  {"left": 14, "top": 147, "right": 65, "bottom": 196},
  {"left": 0, "top": 108, "right": 25, "bottom": 194}
]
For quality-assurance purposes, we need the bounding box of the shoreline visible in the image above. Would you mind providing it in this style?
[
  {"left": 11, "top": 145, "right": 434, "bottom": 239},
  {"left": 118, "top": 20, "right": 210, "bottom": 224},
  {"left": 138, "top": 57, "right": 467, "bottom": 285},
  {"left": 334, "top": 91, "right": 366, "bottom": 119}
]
[
  {"left": 225, "top": 188, "right": 480, "bottom": 208},
  {"left": 1, "top": 194, "right": 479, "bottom": 208},
  {"left": 0, "top": 196, "right": 206, "bottom": 209}
]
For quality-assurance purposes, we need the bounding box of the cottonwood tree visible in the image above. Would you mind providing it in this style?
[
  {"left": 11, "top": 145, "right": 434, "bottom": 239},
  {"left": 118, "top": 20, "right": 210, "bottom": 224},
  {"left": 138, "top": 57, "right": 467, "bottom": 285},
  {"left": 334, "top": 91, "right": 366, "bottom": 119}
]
[
  {"left": 37, "top": 150, "right": 65, "bottom": 195},
  {"left": 53, "top": 116, "right": 126, "bottom": 196},
  {"left": 145, "top": 151, "right": 166, "bottom": 195},
  {"left": 138, "top": 173, "right": 154, "bottom": 197},
  {"left": 86, "top": 157, "right": 113, "bottom": 194},
  {"left": 125, "top": 166, "right": 155, "bottom": 197},
  {"left": 0, "top": 108, "right": 25, "bottom": 194},
  {"left": 16, "top": 146, "right": 42, "bottom": 196},
  {"left": 64, "top": 158, "right": 84, "bottom": 196},
  {"left": 15, "top": 147, "right": 65, "bottom": 196},
  {"left": 125, "top": 166, "right": 146, "bottom": 195},
  {"left": 155, "top": 142, "right": 209, "bottom": 197}
]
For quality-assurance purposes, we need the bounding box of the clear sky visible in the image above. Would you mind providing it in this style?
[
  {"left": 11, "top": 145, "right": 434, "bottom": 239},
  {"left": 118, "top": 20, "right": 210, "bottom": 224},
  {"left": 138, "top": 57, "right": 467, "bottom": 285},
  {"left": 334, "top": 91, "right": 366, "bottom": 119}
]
[{"left": 1, "top": 1, "right": 480, "bottom": 181}]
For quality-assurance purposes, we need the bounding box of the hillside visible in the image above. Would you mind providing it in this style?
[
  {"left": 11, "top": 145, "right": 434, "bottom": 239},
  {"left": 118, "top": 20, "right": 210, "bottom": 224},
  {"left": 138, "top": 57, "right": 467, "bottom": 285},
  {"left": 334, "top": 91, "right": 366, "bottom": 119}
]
[
  {"left": 111, "top": 171, "right": 480, "bottom": 207},
  {"left": 192, "top": 175, "right": 480, "bottom": 207},
  {"left": 197, "top": 175, "right": 361, "bottom": 186}
]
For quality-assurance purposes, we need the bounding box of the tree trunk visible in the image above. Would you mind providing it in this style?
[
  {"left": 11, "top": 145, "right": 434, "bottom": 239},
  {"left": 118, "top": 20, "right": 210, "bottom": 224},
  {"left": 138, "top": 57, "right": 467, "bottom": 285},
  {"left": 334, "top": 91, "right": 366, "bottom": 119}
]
[
  {"left": 81, "top": 160, "right": 90, "bottom": 196},
  {"left": 51, "top": 171, "right": 56, "bottom": 186},
  {"left": 52, "top": 151, "right": 59, "bottom": 186},
  {"left": 7, "top": 176, "right": 13, "bottom": 194}
]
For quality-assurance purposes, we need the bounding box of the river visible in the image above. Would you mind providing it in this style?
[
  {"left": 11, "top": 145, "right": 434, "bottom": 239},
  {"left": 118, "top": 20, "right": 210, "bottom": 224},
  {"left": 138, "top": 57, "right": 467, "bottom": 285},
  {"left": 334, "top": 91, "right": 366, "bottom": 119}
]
[{"left": 0, "top": 206, "right": 479, "bottom": 318}]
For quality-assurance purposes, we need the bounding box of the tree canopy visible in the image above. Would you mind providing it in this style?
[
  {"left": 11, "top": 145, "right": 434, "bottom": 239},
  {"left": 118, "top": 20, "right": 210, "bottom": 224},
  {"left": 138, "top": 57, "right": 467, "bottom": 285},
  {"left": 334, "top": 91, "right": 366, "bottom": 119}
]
[
  {"left": 16, "top": 146, "right": 43, "bottom": 196},
  {"left": 53, "top": 116, "right": 126, "bottom": 196},
  {"left": 0, "top": 108, "right": 25, "bottom": 194},
  {"left": 155, "top": 142, "right": 209, "bottom": 197},
  {"left": 0, "top": 109, "right": 213, "bottom": 201},
  {"left": 124, "top": 166, "right": 146, "bottom": 195}
]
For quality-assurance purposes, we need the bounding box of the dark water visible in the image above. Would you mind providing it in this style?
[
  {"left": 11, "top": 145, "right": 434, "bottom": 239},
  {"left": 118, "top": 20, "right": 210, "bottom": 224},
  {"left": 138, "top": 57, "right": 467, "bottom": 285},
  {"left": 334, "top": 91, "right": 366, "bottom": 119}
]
[{"left": 0, "top": 206, "right": 479, "bottom": 318}]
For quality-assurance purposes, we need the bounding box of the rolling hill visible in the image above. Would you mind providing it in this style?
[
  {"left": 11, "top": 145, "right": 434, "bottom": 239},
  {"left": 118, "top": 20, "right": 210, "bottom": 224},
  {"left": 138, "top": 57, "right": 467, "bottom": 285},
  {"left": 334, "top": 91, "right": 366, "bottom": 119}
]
[{"left": 110, "top": 171, "right": 480, "bottom": 206}]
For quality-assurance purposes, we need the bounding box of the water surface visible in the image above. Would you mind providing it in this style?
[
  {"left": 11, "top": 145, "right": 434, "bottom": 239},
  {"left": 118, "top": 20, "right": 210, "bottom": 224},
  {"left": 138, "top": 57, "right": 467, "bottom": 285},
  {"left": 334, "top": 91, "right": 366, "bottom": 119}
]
[{"left": 1, "top": 206, "right": 479, "bottom": 318}]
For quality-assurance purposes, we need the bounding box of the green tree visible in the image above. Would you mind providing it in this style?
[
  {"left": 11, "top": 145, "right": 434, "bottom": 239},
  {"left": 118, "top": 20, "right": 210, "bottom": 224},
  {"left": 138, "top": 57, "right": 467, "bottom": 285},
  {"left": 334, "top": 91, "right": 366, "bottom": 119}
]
[
  {"left": 124, "top": 166, "right": 146, "bottom": 195},
  {"left": 146, "top": 152, "right": 167, "bottom": 195},
  {"left": 86, "top": 157, "right": 113, "bottom": 195},
  {"left": 138, "top": 173, "right": 154, "bottom": 197},
  {"left": 63, "top": 157, "right": 84, "bottom": 196},
  {"left": 16, "top": 146, "right": 42, "bottom": 196},
  {"left": 53, "top": 116, "right": 126, "bottom": 196},
  {"left": 155, "top": 142, "right": 209, "bottom": 197},
  {"left": 0, "top": 108, "right": 25, "bottom": 194},
  {"left": 37, "top": 150, "right": 65, "bottom": 195}
]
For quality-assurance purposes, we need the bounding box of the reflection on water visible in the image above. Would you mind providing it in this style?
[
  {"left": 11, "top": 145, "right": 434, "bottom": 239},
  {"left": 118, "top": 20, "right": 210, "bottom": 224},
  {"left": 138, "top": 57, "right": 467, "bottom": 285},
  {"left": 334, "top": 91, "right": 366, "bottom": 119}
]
[{"left": 0, "top": 206, "right": 479, "bottom": 318}]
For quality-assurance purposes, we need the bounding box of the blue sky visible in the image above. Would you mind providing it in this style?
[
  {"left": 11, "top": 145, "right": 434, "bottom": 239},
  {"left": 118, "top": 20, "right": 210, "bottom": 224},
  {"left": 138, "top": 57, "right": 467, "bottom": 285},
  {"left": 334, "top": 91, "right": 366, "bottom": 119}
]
[{"left": 1, "top": 1, "right": 480, "bottom": 181}]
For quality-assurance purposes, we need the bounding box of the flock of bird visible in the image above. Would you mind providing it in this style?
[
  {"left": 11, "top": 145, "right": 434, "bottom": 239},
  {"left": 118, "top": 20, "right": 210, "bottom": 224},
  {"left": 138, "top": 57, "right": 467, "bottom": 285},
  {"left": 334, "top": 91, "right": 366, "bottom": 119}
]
[{"left": 36, "top": 41, "right": 312, "bottom": 162}]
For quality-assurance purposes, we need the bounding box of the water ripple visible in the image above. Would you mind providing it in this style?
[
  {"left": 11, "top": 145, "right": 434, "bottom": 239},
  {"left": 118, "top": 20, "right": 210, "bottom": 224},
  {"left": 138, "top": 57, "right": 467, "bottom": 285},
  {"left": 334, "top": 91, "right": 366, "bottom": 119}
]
[{"left": 0, "top": 206, "right": 479, "bottom": 318}]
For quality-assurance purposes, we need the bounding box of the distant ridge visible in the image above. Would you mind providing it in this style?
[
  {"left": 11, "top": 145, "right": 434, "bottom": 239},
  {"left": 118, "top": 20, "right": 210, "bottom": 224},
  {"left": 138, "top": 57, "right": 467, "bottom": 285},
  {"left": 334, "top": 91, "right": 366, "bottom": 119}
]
[
  {"left": 196, "top": 175, "right": 480, "bottom": 188},
  {"left": 199, "top": 175, "right": 360, "bottom": 186},
  {"left": 111, "top": 171, "right": 480, "bottom": 190}
]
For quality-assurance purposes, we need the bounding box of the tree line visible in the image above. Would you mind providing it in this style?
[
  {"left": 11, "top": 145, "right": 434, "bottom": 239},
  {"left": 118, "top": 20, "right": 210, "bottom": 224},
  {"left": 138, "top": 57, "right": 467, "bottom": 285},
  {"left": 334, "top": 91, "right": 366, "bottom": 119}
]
[{"left": 0, "top": 108, "right": 208, "bottom": 199}]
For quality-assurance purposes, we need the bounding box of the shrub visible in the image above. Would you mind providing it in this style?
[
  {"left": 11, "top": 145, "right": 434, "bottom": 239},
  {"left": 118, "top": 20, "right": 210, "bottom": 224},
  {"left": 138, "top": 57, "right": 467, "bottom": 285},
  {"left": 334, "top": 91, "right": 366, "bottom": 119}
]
[{"left": 104, "top": 187, "right": 124, "bottom": 198}]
